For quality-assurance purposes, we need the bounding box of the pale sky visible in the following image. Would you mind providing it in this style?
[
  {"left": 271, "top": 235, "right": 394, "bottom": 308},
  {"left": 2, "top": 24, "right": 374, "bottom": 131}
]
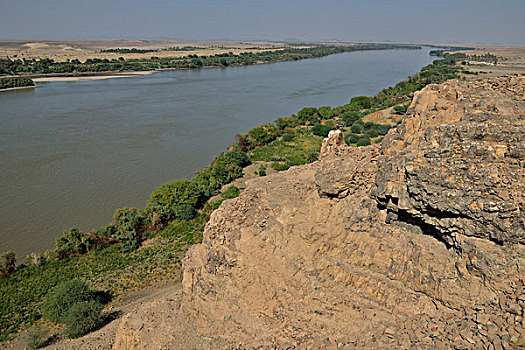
[{"left": 1, "top": 0, "right": 524, "bottom": 45}]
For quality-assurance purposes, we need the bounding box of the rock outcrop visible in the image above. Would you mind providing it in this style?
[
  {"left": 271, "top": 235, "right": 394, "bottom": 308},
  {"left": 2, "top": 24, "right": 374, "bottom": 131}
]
[{"left": 114, "top": 76, "right": 525, "bottom": 349}]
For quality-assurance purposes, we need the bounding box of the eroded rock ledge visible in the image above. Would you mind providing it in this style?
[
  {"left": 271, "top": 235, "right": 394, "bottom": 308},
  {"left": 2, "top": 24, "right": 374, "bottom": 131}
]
[{"left": 114, "top": 76, "right": 524, "bottom": 349}]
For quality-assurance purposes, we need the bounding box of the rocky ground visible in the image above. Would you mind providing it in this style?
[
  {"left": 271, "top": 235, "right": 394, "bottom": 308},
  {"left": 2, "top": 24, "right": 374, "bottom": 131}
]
[{"left": 104, "top": 75, "right": 524, "bottom": 349}]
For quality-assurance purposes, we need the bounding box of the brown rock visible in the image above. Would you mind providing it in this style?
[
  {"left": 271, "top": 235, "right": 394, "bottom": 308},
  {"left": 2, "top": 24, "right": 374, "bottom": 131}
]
[{"left": 112, "top": 76, "right": 525, "bottom": 349}]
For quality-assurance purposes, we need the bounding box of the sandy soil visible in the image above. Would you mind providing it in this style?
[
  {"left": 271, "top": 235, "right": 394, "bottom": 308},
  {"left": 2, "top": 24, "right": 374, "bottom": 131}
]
[
  {"left": 0, "top": 39, "right": 286, "bottom": 62},
  {"left": 32, "top": 71, "right": 154, "bottom": 82}
]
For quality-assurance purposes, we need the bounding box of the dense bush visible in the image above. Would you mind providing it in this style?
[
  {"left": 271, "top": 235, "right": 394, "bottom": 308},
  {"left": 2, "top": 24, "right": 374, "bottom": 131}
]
[
  {"left": 318, "top": 106, "right": 333, "bottom": 119},
  {"left": 248, "top": 124, "right": 277, "bottom": 146},
  {"left": 363, "top": 122, "right": 391, "bottom": 136},
  {"left": 297, "top": 107, "right": 321, "bottom": 124},
  {"left": 113, "top": 207, "right": 146, "bottom": 252},
  {"left": 55, "top": 228, "right": 86, "bottom": 259},
  {"left": 41, "top": 280, "right": 98, "bottom": 323},
  {"left": 350, "top": 123, "right": 364, "bottom": 133},
  {"left": 344, "top": 133, "right": 361, "bottom": 145},
  {"left": 312, "top": 123, "right": 332, "bottom": 137},
  {"left": 340, "top": 111, "right": 362, "bottom": 126},
  {"left": 350, "top": 96, "right": 373, "bottom": 109},
  {"left": 64, "top": 300, "right": 104, "bottom": 338},
  {"left": 282, "top": 133, "right": 294, "bottom": 142},
  {"left": 356, "top": 137, "right": 372, "bottom": 147},
  {"left": 174, "top": 204, "right": 195, "bottom": 221},
  {"left": 216, "top": 151, "right": 251, "bottom": 168},
  {"left": 0, "top": 251, "right": 16, "bottom": 278},
  {"left": 393, "top": 104, "right": 409, "bottom": 114}
]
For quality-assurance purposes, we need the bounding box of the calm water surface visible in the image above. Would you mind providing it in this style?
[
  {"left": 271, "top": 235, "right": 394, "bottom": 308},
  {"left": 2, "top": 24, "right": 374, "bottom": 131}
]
[{"left": 0, "top": 48, "right": 434, "bottom": 256}]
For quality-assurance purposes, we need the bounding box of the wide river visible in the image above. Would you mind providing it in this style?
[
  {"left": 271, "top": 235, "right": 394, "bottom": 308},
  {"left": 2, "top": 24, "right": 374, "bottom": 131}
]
[{"left": 1, "top": 47, "right": 435, "bottom": 257}]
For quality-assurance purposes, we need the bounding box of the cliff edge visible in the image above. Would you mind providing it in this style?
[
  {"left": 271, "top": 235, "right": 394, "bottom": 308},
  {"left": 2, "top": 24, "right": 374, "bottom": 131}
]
[{"left": 114, "top": 76, "right": 525, "bottom": 349}]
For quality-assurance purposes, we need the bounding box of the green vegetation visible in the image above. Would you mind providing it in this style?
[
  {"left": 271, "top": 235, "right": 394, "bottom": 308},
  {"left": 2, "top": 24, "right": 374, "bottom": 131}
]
[
  {"left": 0, "top": 44, "right": 420, "bottom": 76},
  {"left": 221, "top": 186, "right": 241, "bottom": 199},
  {"left": 25, "top": 327, "right": 51, "bottom": 349},
  {"left": 430, "top": 50, "right": 497, "bottom": 64},
  {"left": 40, "top": 280, "right": 105, "bottom": 338},
  {"left": 63, "top": 300, "right": 104, "bottom": 338},
  {"left": 40, "top": 280, "right": 100, "bottom": 323},
  {"left": 257, "top": 164, "right": 267, "bottom": 176},
  {"left": 0, "top": 48, "right": 467, "bottom": 343},
  {"left": 0, "top": 76, "right": 34, "bottom": 89},
  {"left": 393, "top": 104, "right": 409, "bottom": 115},
  {"left": 312, "top": 123, "right": 332, "bottom": 137}
]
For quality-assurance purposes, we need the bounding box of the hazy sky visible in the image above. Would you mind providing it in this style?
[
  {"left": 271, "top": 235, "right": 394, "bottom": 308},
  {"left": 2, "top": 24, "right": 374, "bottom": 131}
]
[{"left": 1, "top": 0, "right": 524, "bottom": 45}]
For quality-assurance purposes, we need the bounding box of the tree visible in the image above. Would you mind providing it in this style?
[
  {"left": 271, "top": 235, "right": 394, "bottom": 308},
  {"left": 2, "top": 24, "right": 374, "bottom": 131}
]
[
  {"left": 312, "top": 124, "right": 332, "bottom": 137},
  {"left": 55, "top": 228, "right": 86, "bottom": 258},
  {"left": 297, "top": 107, "right": 321, "bottom": 124}
]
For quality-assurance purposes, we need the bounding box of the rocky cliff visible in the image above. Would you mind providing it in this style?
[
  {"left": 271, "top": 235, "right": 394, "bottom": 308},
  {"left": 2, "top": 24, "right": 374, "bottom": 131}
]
[{"left": 114, "top": 76, "right": 524, "bottom": 349}]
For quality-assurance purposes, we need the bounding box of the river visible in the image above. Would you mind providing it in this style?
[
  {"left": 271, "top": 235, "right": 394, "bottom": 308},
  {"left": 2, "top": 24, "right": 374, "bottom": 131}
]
[{"left": 0, "top": 47, "right": 435, "bottom": 257}]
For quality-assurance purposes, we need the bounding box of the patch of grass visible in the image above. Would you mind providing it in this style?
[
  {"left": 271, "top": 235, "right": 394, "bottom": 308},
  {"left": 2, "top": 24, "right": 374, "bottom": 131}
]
[
  {"left": 248, "top": 134, "right": 323, "bottom": 166},
  {"left": 0, "top": 215, "right": 207, "bottom": 342}
]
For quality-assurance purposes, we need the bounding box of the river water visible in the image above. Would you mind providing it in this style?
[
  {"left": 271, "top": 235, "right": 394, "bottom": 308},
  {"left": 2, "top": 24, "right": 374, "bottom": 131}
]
[{"left": 0, "top": 48, "right": 434, "bottom": 257}]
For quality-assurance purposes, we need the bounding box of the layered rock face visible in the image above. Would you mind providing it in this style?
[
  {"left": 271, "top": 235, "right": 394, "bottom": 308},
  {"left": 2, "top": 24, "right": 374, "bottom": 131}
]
[{"left": 114, "top": 76, "right": 524, "bottom": 349}]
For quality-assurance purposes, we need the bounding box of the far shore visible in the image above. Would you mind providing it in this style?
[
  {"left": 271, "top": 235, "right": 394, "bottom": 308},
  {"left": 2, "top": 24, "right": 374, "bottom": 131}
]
[{"left": 0, "top": 85, "right": 37, "bottom": 92}]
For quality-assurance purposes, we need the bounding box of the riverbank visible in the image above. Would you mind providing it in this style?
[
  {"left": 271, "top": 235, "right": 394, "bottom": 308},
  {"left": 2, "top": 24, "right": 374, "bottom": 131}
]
[{"left": 0, "top": 85, "right": 37, "bottom": 92}]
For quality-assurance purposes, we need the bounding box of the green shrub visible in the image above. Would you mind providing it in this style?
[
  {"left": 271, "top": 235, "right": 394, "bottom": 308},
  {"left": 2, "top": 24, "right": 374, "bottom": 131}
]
[
  {"left": 221, "top": 185, "right": 240, "bottom": 199},
  {"left": 311, "top": 124, "right": 332, "bottom": 137},
  {"left": 344, "top": 133, "right": 361, "bottom": 145},
  {"left": 375, "top": 137, "right": 384, "bottom": 144},
  {"left": 297, "top": 107, "right": 321, "bottom": 124},
  {"left": 350, "top": 96, "right": 373, "bottom": 109},
  {"left": 41, "top": 280, "right": 97, "bottom": 323},
  {"left": 366, "top": 129, "right": 379, "bottom": 138},
  {"left": 393, "top": 104, "right": 408, "bottom": 114},
  {"left": 258, "top": 164, "right": 267, "bottom": 176},
  {"left": 350, "top": 123, "right": 364, "bottom": 133},
  {"left": 174, "top": 204, "right": 195, "bottom": 221},
  {"left": 25, "top": 326, "right": 51, "bottom": 349},
  {"left": 282, "top": 133, "right": 294, "bottom": 142},
  {"left": 113, "top": 207, "right": 145, "bottom": 252},
  {"left": 271, "top": 162, "right": 290, "bottom": 171},
  {"left": 0, "top": 251, "right": 16, "bottom": 278},
  {"left": 149, "top": 179, "right": 200, "bottom": 209},
  {"left": 216, "top": 151, "right": 251, "bottom": 168},
  {"left": 340, "top": 111, "right": 362, "bottom": 126},
  {"left": 248, "top": 124, "right": 277, "bottom": 146},
  {"left": 64, "top": 300, "right": 104, "bottom": 338},
  {"left": 318, "top": 106, "right": 333, "bottom": 119},
  {"left": 55, "top": 228, "right": 86, "bottom": 259},
  {"left": 356, "top": 137, "right": 371, "bottom": 147}
]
